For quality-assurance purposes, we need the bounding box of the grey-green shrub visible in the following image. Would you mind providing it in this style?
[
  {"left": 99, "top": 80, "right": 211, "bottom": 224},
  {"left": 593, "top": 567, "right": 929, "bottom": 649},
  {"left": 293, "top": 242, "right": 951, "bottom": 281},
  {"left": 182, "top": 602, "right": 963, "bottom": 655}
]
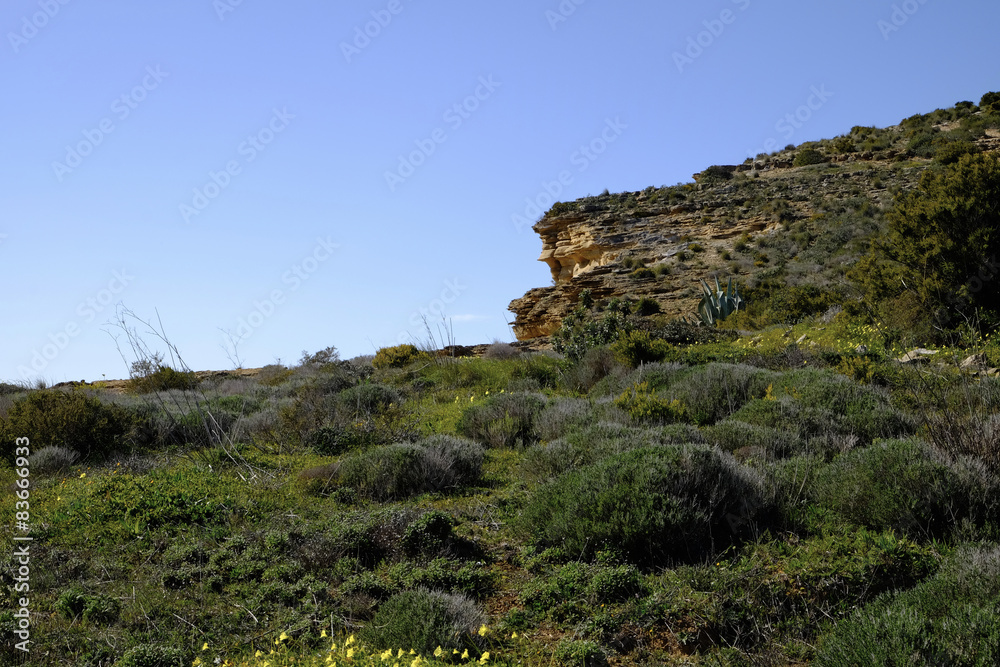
[
  {"left": 702, "top": 419, "right": 802, "bottom": 458},
  {"left": 359, "top": 588, "right": 486, "bottom": 655},
  {"left": 31, "top": 445, "right": 80, "bottom": 474},
  {"left": 522, "top": 445, "right": 770, "bottom": 565},
  {"left": 456, "top": 392, "right": 546, "bottom": 448},
  {"left": 337, "top": 436, "right": 484, "bottom": 501},
  {"left": 808, "top": 439, "right": 999, "bottom": 540},
  {"left": 815, "top": 544, "right": 1000, "bottom": 666},
  {"left": 113, "top": 644, "right": 187, "bottom": 667},
  {"left": 668, "top": 363, "right": 775, "bottom": 425}
]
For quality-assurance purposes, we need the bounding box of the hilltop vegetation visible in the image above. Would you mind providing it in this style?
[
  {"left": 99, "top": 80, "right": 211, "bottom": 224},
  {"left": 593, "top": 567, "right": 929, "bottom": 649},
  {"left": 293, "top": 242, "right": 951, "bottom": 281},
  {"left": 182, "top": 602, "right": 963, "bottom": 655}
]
[{"left": 3, "top": 95, "right": 1000, "bottom": 666}]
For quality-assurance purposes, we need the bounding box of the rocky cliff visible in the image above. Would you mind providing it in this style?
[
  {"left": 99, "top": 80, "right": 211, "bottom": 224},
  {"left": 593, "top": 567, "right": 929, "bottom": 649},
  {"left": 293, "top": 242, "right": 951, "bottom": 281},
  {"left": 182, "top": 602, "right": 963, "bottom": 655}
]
[{"left": 509, "top": 122, "right": 1000, "bottom": 341}]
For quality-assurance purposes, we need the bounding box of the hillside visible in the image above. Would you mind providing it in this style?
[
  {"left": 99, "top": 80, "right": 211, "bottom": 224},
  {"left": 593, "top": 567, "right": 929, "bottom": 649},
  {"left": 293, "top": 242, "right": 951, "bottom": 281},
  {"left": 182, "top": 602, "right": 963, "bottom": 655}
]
[
  {"left": 511, "top": 103, "right": 1000, "bottom": 341},
  {"left": 2, "top": 95, "right": 1000, "bottom": 667}
]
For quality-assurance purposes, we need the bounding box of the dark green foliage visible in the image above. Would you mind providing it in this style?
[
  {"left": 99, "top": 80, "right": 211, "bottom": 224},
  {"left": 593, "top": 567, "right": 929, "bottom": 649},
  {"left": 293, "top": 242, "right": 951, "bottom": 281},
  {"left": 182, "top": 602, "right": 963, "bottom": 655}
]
[
  {"left": 808, "top": 439, "right": 999, "bottom": 540},
  {"left": 304, "top": 424, "right": 370, "bottom": 455},
  {"left": 850, "top": 152, "right": 1000, "bottom": 329},
  {"left": 359, "top": 589, "right": 485, "bottom": 655},
  {"left": 610, "top": 330, "right": 674, "bottom": 367},
  {"left": 113, "top": 644, "right": 187, "bottom": 667},
  {"left": 702, "top": 419, "right": 802, "bottom": 458},
  {"left": 553, "top": 640, "right": 609, "bottom": 666},
  {"left": 127, "top": 365, "right": 198, "bottom": 394},
  {"left": 455, "top": 392, "right": 545, "bottom": 448},
  {"left": 815, "top": 544, "right": 1000, "bottom": 666},
  {"left": 336, "top": 435, "right": 484, "bottom": 501},
  {"left": 552, "top": 301, "right": 632, "bottom": 362},
  {"left": 935, "top": 139, "right": 980, "bottom": 165},
  {"left": 793, "top": 148, "right": 827, "bottom": 167},
  {"left": 736, "top": 281, "right": 841, "bottom": 327},
  {"left": 631, "top": 297, "right": 662, "bottom": 316},
  {"left": 0, "top": 390, "right": 144, "bottom": 462},
  {"left": 402, "top": 511, "right": 455, "bottom": 557},
  {"left": 522, "top": 445, "right": 770, "bottom": 565}
]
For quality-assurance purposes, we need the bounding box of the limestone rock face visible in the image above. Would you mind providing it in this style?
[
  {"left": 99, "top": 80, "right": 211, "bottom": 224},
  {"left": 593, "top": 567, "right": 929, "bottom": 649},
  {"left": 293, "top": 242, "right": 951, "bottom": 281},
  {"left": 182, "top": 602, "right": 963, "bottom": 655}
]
[{"left": 507, "top": 146, "right": 947, "bottom": 342}]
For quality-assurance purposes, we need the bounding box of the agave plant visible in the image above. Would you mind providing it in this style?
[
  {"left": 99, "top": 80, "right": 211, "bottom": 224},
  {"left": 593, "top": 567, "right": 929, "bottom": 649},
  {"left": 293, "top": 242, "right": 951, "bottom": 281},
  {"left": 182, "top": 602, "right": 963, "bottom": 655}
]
[{"left": 695, "top": 276, "right": 744, "bottom": 326}]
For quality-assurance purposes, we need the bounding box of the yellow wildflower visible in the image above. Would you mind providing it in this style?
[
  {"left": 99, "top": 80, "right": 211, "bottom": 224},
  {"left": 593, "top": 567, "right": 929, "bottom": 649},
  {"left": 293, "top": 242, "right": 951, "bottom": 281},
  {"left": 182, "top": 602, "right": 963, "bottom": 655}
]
[
  {"left": 434, "top": 647, "right": 443, "bottom": 658},
  {"left": 202, "top": 643, "right": 209, "bottom": 651},
  {"left": 478, "top": 624, "right": 489, "bottom": 637},
  {"left": 479, "top": 652, "right": 490, "bottom": 664}
]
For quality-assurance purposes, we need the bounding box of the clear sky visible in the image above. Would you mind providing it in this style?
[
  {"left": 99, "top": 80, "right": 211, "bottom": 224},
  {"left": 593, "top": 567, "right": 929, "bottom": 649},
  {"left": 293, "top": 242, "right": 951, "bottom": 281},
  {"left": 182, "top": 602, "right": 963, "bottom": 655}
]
[{"left": 2, "top": 0, "right": 998, "bottom": 383}]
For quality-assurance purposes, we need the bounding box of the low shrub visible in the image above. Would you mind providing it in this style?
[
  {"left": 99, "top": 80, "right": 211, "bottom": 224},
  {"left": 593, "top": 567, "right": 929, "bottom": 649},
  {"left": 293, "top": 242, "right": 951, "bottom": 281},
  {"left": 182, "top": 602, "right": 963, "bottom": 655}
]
[
  {"left": 373, "top": 344, "right": 422, "bottom": 369},
  {"left": 1, "top": 390, "right": 145, "bottom": 462},
  {"left": 522, "top": 422, "right": 704, "bottom": 481},
  {"left": 402, "top": 511, "right": 455, "bottom": 557},
  {"left": 336, "top": 436, "right": 484, "bottom": 501},
  {"left": 30, "top": 445, "right": 80, "bottom": 474},
  {"left": 610, "top": 330, "right": 674, "bottom": 367},
  {"left": 358, "top": 588, "right": 486, "bottom": 655},
  {"left": 338, "top": 383, "right": 400, "bottom": 417},
  {"left": 668, "top": 363, "right": 775, "bottom": 425},
  {"left": 808, "top": 438, "right": 999, "bottom": 540},
  {"left": 113, "top": 644, "right": 187, "bottom": 667},
  {"left": 613, "top": 382, "right": 688, "bottom": 424},
  {"left": 522, "top": 445, "right": 770, "bottom": 565},
  {"left": 702, "top": 419, "right": 802, "bottom": 459},
  {"left": 127, "top": 365, "right": 198, "bottom": 394},
  {"left": 482, "top": 341, "right": 521, "bottom": 360},
  {"left": 815, "top": 544, "right": 1000, "bottom": 666},
  {"left": 455, "top": 392, "right": 545, "bottom": 448}
]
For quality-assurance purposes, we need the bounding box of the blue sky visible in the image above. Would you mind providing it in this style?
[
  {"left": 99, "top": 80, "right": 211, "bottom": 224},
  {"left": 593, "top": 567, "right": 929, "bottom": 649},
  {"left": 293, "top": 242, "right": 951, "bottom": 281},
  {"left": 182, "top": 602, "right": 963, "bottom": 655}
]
[{"left": 2, "top": 0, "right": 998, "bottom": 383}]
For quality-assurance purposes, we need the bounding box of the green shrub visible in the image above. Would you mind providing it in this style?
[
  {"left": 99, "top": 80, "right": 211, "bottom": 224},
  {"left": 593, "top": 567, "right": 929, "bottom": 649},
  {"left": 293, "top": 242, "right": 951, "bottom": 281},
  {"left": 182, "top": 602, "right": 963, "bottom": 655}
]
[
  {"left": 30, "top": 445, "right": 80, "bottom": 473},
  {"left": 304, "top": 424, "right": 370, "bottom": 455},
  {"left": 522, "top": 445, "right": 770, "bottom": 565},
  {"left": 1, "top": 390, "right": 144, "bottom": 462},
  {"left": 610, "top": 330, "right": 674, "bottom": 367},
  {"left": 338, "top": 383, "right": 401, "bottom": 416},
  {"left": 552, "top": 303, "right": 632, "bottom": 362},
  {"left": 613, "top": 382, "right": 688, "bottom": 424},
  {"left": 359, "top": 588, "right": 486, "bottom": 655},
  {"left": 668, "top": 363, "right": 774, "bottom": 425},
  {"left": 337, "top": 436, "right": 484, "bottom": 501},
  {"left": 630, "top": 267, "right": 655, "bottom": 280},
  {"left": 113, "top": 644, "right": 187, "bottom": 667},
  {"left": 373, "top": 344, "right": 422, "bottom": 369},
  {"left": 935, "top": 139, "right": 980, "bottom": 165},
  {"left": 553, "top": 639, "right": 608, "bottom": 667},
  {"left": 702, "top": 419, "right": 801, "bottom": 458},
  {"left": 809, "top": 439, "right": 999, "bottom": 540},
  {"left": 455, "top": 392, "right": 545, "bottom": 448},
  {"left": 522, "top": 422, "right": 704, "bottom": 481},
  {"left": 402, "top": 511, "right": 455, "bottom": 557},
  {"left": 127, "top": 365, "right": 198, "bottom": 394},
  {"left": 794, "top": 148, "right": 827, "bottom": 167},
  {"left": 815, "top": 544, "right": 1000, "bottom": 666}
]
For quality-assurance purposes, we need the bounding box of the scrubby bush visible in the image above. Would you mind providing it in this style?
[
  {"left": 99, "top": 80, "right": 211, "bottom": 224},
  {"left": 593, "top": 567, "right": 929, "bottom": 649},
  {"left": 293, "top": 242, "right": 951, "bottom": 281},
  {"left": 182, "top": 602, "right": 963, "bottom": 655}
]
[
  {"left": 402, "top": 511, "right": 455, "bottom": 557},
  {"left": 610, "top": 330, "right": 674, "bottom": 367},
  {"left": 455, "top": 392, "right": 545, "bottom": 448},
  {"left": 359, "top": 588, "right": 486, "bottom": 655},
  {"left": 794, "top": 148, "right": 827, "bottom": 167},
  {"left": 1, "top": 390, "right": 145, "bottom": 462},
  {"left": 522, "top": 422, "right": 704, "bottom": 481},
  {"left": 522, "top": 445, "right": 770, "bottom": 565},
  {"left": 552, "top": 302, "right": 632, "bottom": 362},
  {"left": 668, "top": 363, "right": 775, "bottom": 425},
  {"left": 338, "top": 383, "right": 400, "bottom": 416},
  {"left": 702, "top": 419, "right": 801, "bottom": 459},
  {"left": 113, "top": 644, "right": 187, "bottom": 667},
  {"left": 808, "top": 439, "right": 999, "bottom": 540},
  {"left": 127, "top": 361, "right": 198, "bottom": 394},
  {"left": 336, "top": 436, "right": 484, "bottom": 501},
  {"left": 373, "top": 344, "right": 422, "bottom": 369},
  {"left": 534, "top": 397, "right": 595, "bottom": 441},
  {"left": 815, "top": 544, "right": 1000, "bottom": 666},
  {"left": 482, "top": 341, "right": 520, "bottom": 360},
  {"left": 613, "top": 382, "right": 688, "bottom": 424},
  {"left": 30, "top": 445, "right": 80, "bottom": 474}
]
